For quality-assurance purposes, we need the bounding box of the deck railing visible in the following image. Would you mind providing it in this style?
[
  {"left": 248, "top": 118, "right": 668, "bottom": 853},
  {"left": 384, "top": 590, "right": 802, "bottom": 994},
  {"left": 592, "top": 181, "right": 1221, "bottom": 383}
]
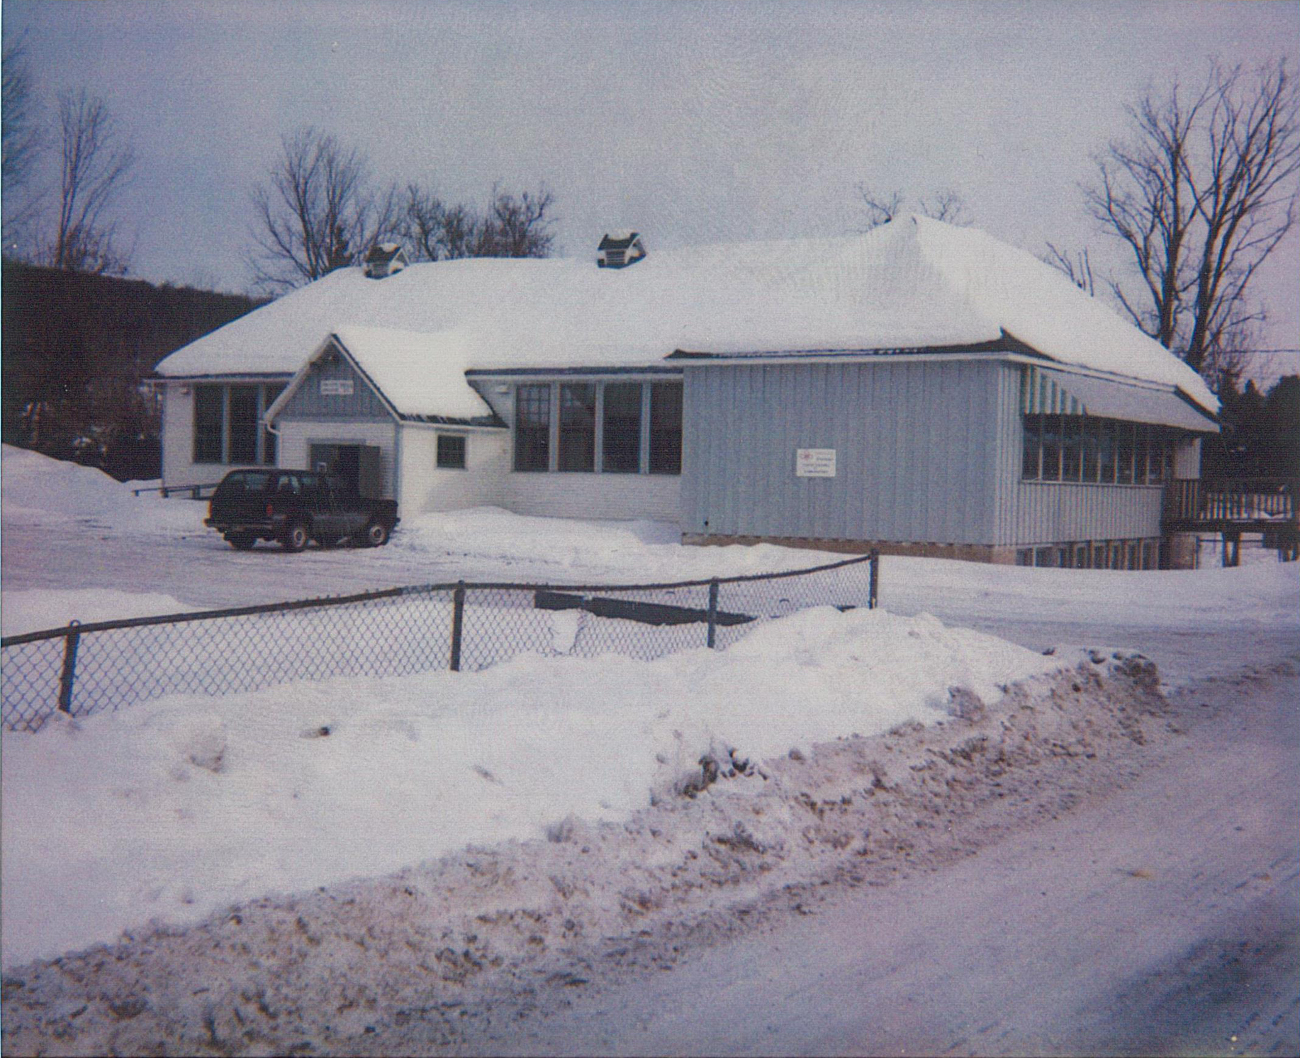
[{"left": 1163, "top": 478, "right": 1298, "bottom": 526}]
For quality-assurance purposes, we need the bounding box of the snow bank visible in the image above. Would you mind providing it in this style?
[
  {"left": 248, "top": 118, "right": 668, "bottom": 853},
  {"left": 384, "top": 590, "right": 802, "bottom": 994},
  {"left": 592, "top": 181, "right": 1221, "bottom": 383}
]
[
  {"left": 0, "top": 445, "right": 204, "bottom": 535},
  {"left": 0, "top": 605, "right": 1062, "bottom": 969},
  {"left": 1, "top": 589, "right": 199, "bottom": 638},
  {"left": 395, "top": 506, "right": 813, "bottom": 580}
]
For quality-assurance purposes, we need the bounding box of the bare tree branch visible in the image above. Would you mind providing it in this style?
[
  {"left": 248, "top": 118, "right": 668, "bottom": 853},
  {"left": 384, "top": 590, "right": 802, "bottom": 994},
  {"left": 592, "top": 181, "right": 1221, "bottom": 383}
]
[
  {"left": 1, "top": 32, "right": 43, "bottom": 254},
  {"left": 33, "top": 89, "right": 135, "bottom": 274},
  {"left": 247, "top": 127, "right": 399, "bottom": 292},
  {"left": 855, "top": 184, "right": 971, "bottom": 232},
  {"left": 1085, "top": 58, "right": 1300, "bottom": 384}
]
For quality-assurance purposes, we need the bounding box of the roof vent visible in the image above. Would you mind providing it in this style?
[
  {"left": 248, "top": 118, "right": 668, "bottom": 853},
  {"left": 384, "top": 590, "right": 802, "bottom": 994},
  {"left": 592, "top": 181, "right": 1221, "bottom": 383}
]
[
  {"left": 597, "top": 231, "right": 646, "bottom": 269},
  {"left": 363, "top": 242, "right": 408, "bottom": 279}
]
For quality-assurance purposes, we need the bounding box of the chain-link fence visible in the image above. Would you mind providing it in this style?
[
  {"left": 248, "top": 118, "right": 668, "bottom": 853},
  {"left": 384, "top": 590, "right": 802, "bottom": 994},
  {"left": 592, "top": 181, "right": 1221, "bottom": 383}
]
[{"left": 1, "top": 553, "right": 878, "bottom": 732}]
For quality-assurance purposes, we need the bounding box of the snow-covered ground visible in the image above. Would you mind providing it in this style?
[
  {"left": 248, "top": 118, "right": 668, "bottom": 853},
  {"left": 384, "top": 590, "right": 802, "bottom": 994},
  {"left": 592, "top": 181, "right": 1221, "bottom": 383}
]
[{"left": 2, "top": 445, "right": 1297, "bottom": 989}]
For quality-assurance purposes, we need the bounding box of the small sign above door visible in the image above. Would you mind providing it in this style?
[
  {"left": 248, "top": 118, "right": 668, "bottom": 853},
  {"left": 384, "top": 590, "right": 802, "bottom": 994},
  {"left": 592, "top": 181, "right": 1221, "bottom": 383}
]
[
  {"left": 796, "top": 448, "right": 836, "bottom": 477},
  {"left": 320, "top": 379, "right": 354, "bottom": 397}
]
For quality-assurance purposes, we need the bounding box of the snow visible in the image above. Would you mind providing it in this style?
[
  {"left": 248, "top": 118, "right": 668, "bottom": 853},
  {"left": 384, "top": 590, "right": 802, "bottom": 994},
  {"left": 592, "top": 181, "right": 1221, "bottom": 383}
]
[
  {"left": 153, "top": 217, "right": 1217, "bottom": 417},
  {"left": 4, "top": 447, "right": 1296, "bottom": 974},
  {"left": 0, "top": 445, "right": 197, "bottom": 535},
  {"left": 331, "top": 324, "right": 498, "bottom": 421},
  {"left": 1, "top": 589, "right": 199, "bottom": 638},
  {"left": 0, "top": 607, "right": 1062, "bottom": 969}
]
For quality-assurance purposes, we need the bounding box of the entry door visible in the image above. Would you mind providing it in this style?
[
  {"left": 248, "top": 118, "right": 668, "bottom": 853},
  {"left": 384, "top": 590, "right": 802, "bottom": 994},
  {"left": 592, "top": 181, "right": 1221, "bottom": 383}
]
[{"left": 309, "top": 443, "right": 384, "bottom": 498}]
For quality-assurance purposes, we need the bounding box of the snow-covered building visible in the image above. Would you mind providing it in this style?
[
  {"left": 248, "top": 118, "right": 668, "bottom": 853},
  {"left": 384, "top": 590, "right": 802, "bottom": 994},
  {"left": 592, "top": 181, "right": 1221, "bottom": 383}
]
[{"left": 153, "top": 216, "right": 1220, "bottom": 567}]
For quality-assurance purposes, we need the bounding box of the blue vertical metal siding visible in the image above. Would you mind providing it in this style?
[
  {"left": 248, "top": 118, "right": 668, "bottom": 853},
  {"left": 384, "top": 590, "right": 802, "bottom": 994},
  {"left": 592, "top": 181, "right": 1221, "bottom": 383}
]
[
  {"left": 682, "top": 358, "right": 1003, "bottom": 544},
  {"left": 277, "top": 351, "right": 392, "bottom": 422}
]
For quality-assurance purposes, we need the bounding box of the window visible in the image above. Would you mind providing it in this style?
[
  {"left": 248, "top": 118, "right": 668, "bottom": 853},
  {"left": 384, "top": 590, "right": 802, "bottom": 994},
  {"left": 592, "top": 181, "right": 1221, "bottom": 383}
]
[
  {"left": 1098, "top": 422, "right": 1117, "bottom": 483},
  {"left": 1061, "top": 418, "right": 1082, "bottom": 481},
  {"left": 1116, "top": 423, "right": 1135, "bottom": 485},
  {"left": 1040, "top": 415, "right": 1062, "bottom": 481},
  {"left": 437, "top": 434, "right": 466, "bottom": 470},
  {"left": 558, "top": 383, "right": 596, "bottom": 471},
  {"left": 1148, "top": 431, "right": 1164, "bottom": 484},
  {"left": 1022, "top": 415, "right": 1041, "bottom": 480},
  {"left": 194, "top": 385, "right": 224, "bottom": 463},
  {"left": 1082, "top": 420, "right": 1100, "bottom": 481},
  {"left": 1134, "top": 426, "right": 1149, "bottom": 485},
  {"left": 193, "top": 382, "right": 282, "bottom": 466},
  {"left": 514, "top": 384, "right": 550, "bottom": 471},
  {"left": 649, "top": 381, "right": 683, "bottom": 474},
  {"left": 602, "top": 382, "right": 641, "bottom": 473},
  {"left": 228, "top": 385, "right": 260, "bottom": 465},
  {"left": 263, "top": 384, "right": 284, "bottom": 465},
  {"left": 512, "top": 377, "right": 683, "bottom": 477}
]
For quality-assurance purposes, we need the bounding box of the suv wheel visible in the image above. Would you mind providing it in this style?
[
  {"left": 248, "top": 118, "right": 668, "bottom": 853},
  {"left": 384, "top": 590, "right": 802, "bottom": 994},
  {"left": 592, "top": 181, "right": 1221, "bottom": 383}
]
[
  {"left": 281, "top": 522, "right": 310, "bottom": 552},
  {"left": 226, "top": 533, "right": 256, "bottom": 551},
  {"left": 362, "top": 521, "right": 390, "bottom": 547}
]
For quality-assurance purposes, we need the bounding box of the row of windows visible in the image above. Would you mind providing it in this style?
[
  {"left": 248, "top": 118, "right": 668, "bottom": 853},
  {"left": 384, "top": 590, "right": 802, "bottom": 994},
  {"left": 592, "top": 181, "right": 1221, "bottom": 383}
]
[
  {"left": 1015, "top": 538, "right": 1161, "bottom": 570},
  {"left": 1022, "top": 415, "right": 1172, "bottom": 485},
  {"left": 194, "top": 383, "right": 285, "bottom": 466},
  {"left": 515, "top": 381, "right": 683, "bottom": 475}
]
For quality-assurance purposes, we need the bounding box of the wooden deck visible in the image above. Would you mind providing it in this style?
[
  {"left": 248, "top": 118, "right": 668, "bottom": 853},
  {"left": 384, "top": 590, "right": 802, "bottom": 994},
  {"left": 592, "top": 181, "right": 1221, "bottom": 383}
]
[{"left": 1162, "top": 478, "right": 1299, "bottom": 564}]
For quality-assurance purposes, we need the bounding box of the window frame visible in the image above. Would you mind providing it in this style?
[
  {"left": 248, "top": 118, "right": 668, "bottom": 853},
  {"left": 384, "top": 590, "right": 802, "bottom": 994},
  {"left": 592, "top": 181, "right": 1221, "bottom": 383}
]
[
  {"left": 513, "top": 383, "right": 552, "bottom": 472},
  {"left": 601, "top": 381, "right": 642, "bottom": 474},
  {"left": 192, "top": 381, "right": 283, "bottom": 467},
  {"left": 557, "top": 382, "right": 597, "bottom": 472},
  {"left": 436, "top": 433, "right": 467, "bottom": 470},
  {"left": 511, "top": 377, "right": 683, "bottom": 478}
]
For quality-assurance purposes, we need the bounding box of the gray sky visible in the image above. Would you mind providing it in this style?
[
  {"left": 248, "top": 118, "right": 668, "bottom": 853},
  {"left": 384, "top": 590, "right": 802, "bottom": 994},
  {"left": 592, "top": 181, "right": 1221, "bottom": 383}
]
[{"left": 4, "top": 0, "right": 1298, "bottom": 381}]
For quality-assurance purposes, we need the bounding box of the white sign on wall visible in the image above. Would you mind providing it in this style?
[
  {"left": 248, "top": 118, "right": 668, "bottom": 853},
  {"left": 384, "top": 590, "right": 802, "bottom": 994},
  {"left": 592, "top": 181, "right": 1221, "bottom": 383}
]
[
  {"left": 320, "top": 379, "right": 355, "bottom": 397},
  {"left": 795, "top": 448, "right": 837, "bottom": 478}
]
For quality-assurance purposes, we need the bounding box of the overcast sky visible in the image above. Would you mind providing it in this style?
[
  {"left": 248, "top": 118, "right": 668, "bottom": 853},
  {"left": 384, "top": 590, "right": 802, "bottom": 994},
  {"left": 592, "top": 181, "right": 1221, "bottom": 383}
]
[{"left": 4, "top": 0, "right": 1298, "bottom": 381}]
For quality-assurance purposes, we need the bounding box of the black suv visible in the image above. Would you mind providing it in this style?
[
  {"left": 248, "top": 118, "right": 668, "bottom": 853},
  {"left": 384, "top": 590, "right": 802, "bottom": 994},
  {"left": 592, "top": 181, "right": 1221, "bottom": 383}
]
[{"left": 206, "top": 469, "right": 400, "bottom": 551}]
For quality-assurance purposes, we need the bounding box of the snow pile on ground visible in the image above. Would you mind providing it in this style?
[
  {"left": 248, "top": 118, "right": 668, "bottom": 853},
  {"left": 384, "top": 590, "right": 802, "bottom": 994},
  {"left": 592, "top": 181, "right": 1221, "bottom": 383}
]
[
  {"left": 0, "top": 605, "right": 1063, "bottom": 969},
  {"left": 0, "top": 654, "right": 1177, "bottom": 1057},
  {"left": 395, "top": 506, "right": 813, "bottom": 580},
  {"left": 886, "top": 554, "right": 1300, "bottom": 633},
  {"left": 1, "top": 589, "right": 200, "bottom": 638},
  {"left": 0, "top": 445, "right": 203, "bottom": 535}
]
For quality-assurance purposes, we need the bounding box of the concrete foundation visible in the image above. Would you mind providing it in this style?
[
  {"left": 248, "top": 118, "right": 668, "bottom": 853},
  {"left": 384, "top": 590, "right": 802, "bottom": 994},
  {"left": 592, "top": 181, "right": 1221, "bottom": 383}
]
[{"left": 682, "top": 534, "right": 1020, "bottom": 564}]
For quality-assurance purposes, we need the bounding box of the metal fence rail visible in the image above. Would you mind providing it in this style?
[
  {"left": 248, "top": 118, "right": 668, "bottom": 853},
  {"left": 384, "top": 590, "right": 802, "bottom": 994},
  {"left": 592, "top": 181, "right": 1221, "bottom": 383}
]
[{"left": 1, "top": 553, "right": 878, "bottom": 732}]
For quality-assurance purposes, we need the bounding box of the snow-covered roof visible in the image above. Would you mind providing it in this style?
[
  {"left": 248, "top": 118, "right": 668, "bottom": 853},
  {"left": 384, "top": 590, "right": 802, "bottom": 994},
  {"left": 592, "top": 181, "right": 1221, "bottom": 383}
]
[
  {"left": 155, "top": 216, "right": 1217, "bottom": 415},
  {"left": 331, "top": 326, "right": 497, "bottom": 422}
]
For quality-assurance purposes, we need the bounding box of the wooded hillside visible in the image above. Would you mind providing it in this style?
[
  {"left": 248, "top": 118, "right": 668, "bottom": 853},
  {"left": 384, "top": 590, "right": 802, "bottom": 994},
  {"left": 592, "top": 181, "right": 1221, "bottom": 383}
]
[{"left": 2, "top": 260, "right": 264, "bottom": 479}]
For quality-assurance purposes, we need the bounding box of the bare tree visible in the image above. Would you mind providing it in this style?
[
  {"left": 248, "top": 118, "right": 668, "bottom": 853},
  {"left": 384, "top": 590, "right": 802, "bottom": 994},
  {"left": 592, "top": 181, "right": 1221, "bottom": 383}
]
[
  {"left": 476, "top": 185, "right": 555, "bottom": 257},
  {"left": 2, "top": 33, "right": 42, "bottom": 253},
  {"left": 1042, "top": 242, "right": 1096, "bottom": 296},
  {"left": 399, "top": 182, "right": 555, "bottom": 262},
  {"left": 1086, "top": 59, "right": 1300, "bottom": 381},
  {"left": 855, "top": 185, "right": 970, "bottom": 231},
  {"left": 248, "top": 127, "right": 399, "bottom": 291},
  {"left": 2, "top": 35, "right": 40, "bottom": 191},
  {"left": 40, "top": 89, "right": 135, "bottom": 273}
]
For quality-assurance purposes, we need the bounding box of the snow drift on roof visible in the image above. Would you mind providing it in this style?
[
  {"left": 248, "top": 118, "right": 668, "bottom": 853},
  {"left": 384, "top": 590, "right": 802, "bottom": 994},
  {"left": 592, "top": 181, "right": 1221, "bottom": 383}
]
[
  {"left": 155, "top": 217, "right": 1217, "bottom": 415},
  {"left": 331, "top": 326, "right": 495, "bottom": 421}
]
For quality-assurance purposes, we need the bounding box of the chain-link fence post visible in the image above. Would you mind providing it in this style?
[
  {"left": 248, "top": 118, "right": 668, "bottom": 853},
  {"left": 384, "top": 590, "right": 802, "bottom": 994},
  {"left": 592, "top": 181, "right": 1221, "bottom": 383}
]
[
  {"left": 57, "top": 621, "right": 81, "bottom": 714},
  {"left": 706, "top": 579, "right": 719, "bottom": 648},
  {"left": 869, "top": 551, "right": 879, "bottom": 609},
  {"left": 450, "top": 582, "right": 466, "bottom": 671}
]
